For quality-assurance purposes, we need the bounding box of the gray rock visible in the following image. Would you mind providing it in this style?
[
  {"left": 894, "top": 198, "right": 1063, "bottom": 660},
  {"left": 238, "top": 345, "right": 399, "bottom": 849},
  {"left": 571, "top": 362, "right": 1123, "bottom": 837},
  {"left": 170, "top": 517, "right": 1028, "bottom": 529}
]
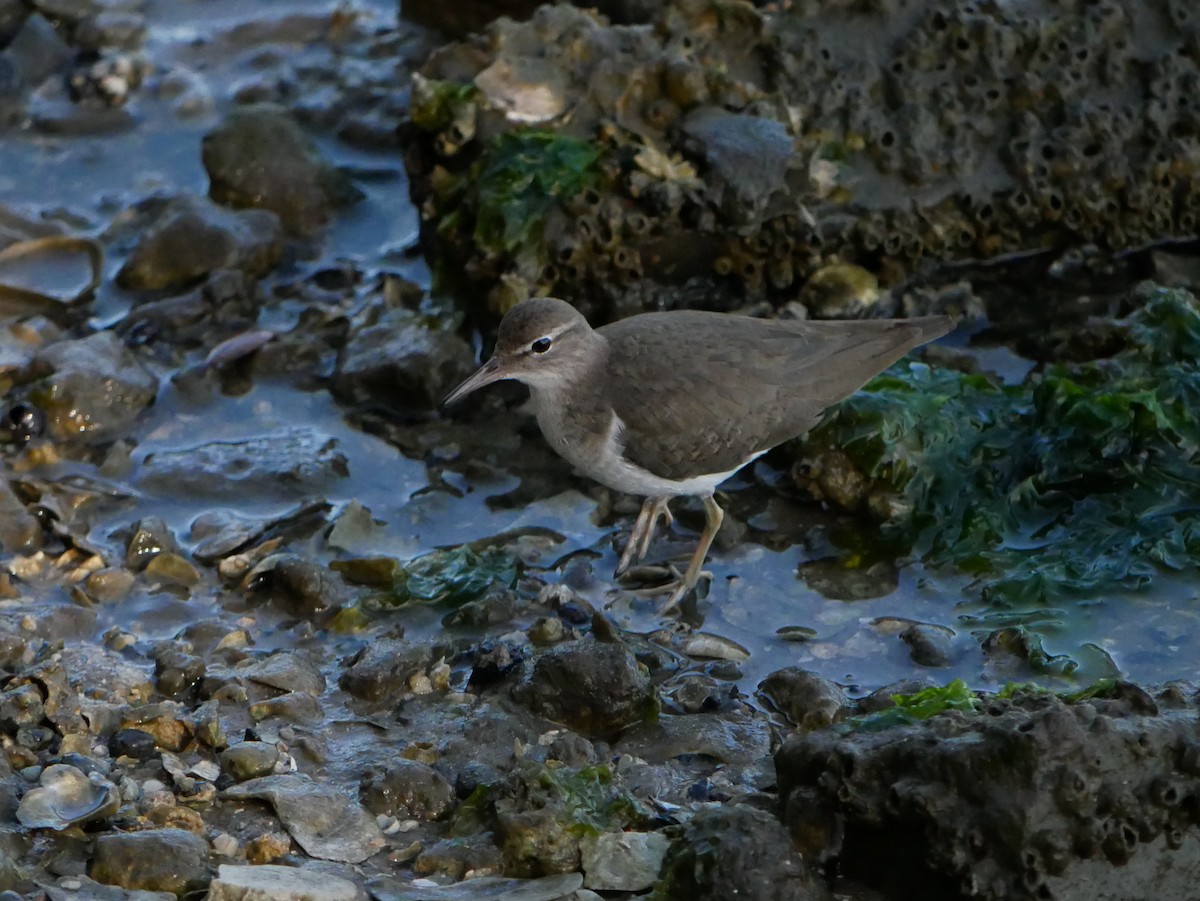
[
  {"left": 4, "top": 13, "right": 70, "bottom": 88},
  {"left": 900, "top": 623, "right": 953, "bottom": 667},
  {"left": 138, "top": 428, "right": 348, "bottom": 499},
  {"left": 241, "top": 652, "right": 326, "bottom": 697},
  {"left": 222, "top": 774, "right": 384, "bottom": 864},
  {"left": 616, "top": 711, "right": 772, "bottom": 765},
  {"left": 581, "top": 831, "right": 668, "bottom": 891},
  {"left": 360, "top": 759, "right": 453, "bottom": 821},
  {"left": 91, "top": 828, "right": 211, "bottom": 896},
  {"left": 680, "top": 107, "right": 794, "bottom": 223},
  {"left": 778, "top": 687, "right": 1200, "bottom": 901},
  {"left": 208, "top": 864, "right": 357, "bottom": 901},
  {"left": 202, "top": 104, "right": 364, "bottom": 235},
  {"left": 332, "top": 311, "right": 474, "bottom": 412},
  {"left": 30, "top": 331, "right": 157, "bottom": 445},
  {"left": 116, "top": 195, "right": 283, "bottom": 291},
  {"left": 511, "top": 639, "right": 657, "bottom": 737},
  {"left": 338, "top": 640, "right": 432, "bottom": 703}
]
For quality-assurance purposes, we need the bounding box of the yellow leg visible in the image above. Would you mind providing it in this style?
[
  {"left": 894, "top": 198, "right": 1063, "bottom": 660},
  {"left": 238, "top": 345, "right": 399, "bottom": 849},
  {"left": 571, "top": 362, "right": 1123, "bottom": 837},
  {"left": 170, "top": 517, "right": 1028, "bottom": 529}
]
[{"left": 665, "top": 494, "right": 724, "bottom": 608}]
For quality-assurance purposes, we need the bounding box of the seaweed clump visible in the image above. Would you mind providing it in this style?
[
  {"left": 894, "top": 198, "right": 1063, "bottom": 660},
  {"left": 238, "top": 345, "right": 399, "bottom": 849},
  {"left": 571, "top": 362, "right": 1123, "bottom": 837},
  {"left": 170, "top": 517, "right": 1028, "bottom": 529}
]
[{"left": 800, "top": 284, "right": 1200, "bottom": 605}]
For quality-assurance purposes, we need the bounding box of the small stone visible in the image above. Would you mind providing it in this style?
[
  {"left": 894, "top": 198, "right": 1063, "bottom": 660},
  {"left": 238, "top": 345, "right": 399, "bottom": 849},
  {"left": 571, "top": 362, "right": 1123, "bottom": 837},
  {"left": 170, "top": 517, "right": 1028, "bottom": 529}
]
[
  {"left": 211, "top": 833, "right": 239, "bottom": 858},
  {"left": 220, "top": 742, "right": 280, "bottom": 782},
  {"left": 244, "top": 832, "right": 292, "bottom": 865},
  {"left": 109, "top": 728, "right": 158, "bottom": 761},
  {"left": 142, "top": 551, "right": 201, "bottom": 588},
  {"left": 85, "top": 568, "right": 136, "bottom": 602}
]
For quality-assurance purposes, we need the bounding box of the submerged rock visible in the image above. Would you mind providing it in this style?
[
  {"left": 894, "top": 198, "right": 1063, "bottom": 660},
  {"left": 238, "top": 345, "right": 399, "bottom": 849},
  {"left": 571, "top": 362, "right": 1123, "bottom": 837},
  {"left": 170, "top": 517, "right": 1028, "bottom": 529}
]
[
  {"left": 116, "top": 194, "right": 283, "bottom": 291},
  {"left": 138, "top": 428, "right": 348, "bottom": 499},
  {"left": 29, "top": 331, "right": 157, "bottom": 445}
]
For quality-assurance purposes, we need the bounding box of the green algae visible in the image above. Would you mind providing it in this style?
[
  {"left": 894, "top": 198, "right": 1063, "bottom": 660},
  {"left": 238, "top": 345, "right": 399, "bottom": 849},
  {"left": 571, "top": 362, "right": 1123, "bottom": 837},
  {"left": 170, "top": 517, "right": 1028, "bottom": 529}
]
[
  {"left": 808, "top": 284, "right": 1200, "bottom": 606},
  {"left": 332, "top": 544, "right": 518, "bottom": 607},
  {"left": 473, "top": 131, "right": 600, "bottom": 256}
]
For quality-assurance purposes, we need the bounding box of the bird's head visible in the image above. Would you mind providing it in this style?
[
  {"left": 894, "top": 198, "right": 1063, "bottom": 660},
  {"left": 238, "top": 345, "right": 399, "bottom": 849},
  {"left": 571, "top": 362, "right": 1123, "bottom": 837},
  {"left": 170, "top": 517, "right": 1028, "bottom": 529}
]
[{"left": 442, "top": 297, "right": 598, "bottom": 406}]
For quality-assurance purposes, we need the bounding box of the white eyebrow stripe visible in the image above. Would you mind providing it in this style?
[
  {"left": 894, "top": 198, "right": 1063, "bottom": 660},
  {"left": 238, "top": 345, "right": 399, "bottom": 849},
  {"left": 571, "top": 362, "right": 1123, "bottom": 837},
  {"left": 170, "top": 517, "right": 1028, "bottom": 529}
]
[{"left": 535, "top": 322, "right": 576, "bottom": 343}]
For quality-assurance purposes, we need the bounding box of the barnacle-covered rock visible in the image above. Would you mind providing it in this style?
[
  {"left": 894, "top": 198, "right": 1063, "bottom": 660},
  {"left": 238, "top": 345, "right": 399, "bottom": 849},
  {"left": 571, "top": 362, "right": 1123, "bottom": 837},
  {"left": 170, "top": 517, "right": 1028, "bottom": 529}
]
[
  {"left": 406, "top": 0, "right": 1200, "bottom": 316},
  {"left": 778, "top": 684, "right": 1200, "bottom": 900}
]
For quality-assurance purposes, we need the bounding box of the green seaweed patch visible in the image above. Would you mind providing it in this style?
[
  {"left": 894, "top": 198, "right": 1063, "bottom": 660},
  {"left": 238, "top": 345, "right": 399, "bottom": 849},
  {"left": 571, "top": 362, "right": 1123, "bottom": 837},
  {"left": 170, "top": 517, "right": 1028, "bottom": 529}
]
[
  {"left": 331, "top": 545, "right": 518, "bottom": 607},
  {"left": 807, "top": 285, "right": 1200, "bottom": 605},
  {"left": 848, "top": 678, "right": 981, "bottom": 731},
  {"left": 473, "top": 131, "right": 601, "bottom": 255}
]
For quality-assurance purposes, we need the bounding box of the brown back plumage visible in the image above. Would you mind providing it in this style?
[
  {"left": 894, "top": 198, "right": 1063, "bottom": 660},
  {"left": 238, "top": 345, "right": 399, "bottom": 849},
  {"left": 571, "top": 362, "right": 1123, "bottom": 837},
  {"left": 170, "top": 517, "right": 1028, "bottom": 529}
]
[{"left": 599, "top": 310, "right": 952, "bottom": 480}]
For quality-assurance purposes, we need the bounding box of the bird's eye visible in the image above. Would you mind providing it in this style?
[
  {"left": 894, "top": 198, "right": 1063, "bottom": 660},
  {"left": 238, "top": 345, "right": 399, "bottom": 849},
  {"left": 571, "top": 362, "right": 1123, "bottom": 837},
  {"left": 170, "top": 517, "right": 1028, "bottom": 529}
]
[{"left": 531, "top": 337, "right": 552, "bottom": 354}]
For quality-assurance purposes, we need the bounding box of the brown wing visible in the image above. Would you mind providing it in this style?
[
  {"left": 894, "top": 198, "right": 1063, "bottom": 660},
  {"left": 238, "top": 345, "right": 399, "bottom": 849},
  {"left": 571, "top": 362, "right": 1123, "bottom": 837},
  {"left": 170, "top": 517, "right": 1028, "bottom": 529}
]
[{"left": 599, "top": 311, "right": 952, "bottom": 480}]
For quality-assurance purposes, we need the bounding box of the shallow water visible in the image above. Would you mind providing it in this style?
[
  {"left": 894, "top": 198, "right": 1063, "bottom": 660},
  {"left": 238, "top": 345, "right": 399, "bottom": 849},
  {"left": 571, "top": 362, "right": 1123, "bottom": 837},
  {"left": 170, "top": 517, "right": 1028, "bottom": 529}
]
[{"left": 2, "top": 0, "right": 1196, "bottom": 709}]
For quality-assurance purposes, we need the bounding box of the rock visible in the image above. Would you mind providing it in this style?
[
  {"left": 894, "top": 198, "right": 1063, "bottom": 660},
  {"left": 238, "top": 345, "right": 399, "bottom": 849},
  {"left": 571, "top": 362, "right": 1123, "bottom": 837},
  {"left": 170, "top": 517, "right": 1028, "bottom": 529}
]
[
  {"left": 109, "top": 729, "right": 158, "bottom": 761},
  {"left": 899, "top": 623, "right": 953, "bottom": 668},
  {"left": 616, "top": 711, "right": 771, "bottom": 765},
  {"left": 359, "top": 759, "right": 454, "bottom": 820},
  {"left": 3, "top": 13, "right": 71, "bottom": 89},
  {"left": 777, "top": 688, "right": 1200, "bottom": 900},
  {"left": 411, "top": 834, "right": 504, "bottom": 881},
  {"left": 681, "top": 107, "right": 793, "bottom": 223},
  {"left": 511, "top": 639, "right": 657, "bottom": 737},
  {"left": 240, "top": 652, "right": 326, "bottom": 697},
  {"left": 246, "top": 556, "right": 352, "bottom": 619},
  {"left": 0, "top": 475, "right": 40, "bottom": 554},
  {"left": 221, "top": 774, "right": 384, "bottom": 864},
  {"left": 581, "top": 831, "right": 668, "bottom": 891},
  {"left": 219, "top": 742, "right": 280, "bottom": 782},
  {"left": 655, "top": 806, "right": 824, "bottom": 901},
  {"left": 338, "top": 640, "right": 432, "bottom": 703},
  {"left": 757, "top": 668, "right": 848, "bottom": 730},
  {"left": 138, "top": 428, "right": 348, "bottom": 499},
  {"left": 207, "top": 864, "right": 357, "bottom": 901},
  {"left": 202, "top": 103, "right": 364, "bottom": 235},
  {"left": 116, "top": 195, "right": 283, "bottom": 291},
  {"left": 30, "top": 331, "right": 158, "bottom": 445},
  {"left": 91, "top": 828, "right": 211, "bottom": 896},
  {"left": 331, "top": 310, "right": 474, "bottom": 412}
]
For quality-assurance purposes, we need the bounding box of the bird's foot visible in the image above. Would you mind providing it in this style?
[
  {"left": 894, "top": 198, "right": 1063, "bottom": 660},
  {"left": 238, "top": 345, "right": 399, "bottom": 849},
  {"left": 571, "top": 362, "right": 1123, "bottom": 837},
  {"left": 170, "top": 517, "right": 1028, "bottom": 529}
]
[
  {"left": 614, "top": 497, "right": 673, "bottom": 577},
  {"left": 622, "top": 563, "right": 712, "bottom": 612}
]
